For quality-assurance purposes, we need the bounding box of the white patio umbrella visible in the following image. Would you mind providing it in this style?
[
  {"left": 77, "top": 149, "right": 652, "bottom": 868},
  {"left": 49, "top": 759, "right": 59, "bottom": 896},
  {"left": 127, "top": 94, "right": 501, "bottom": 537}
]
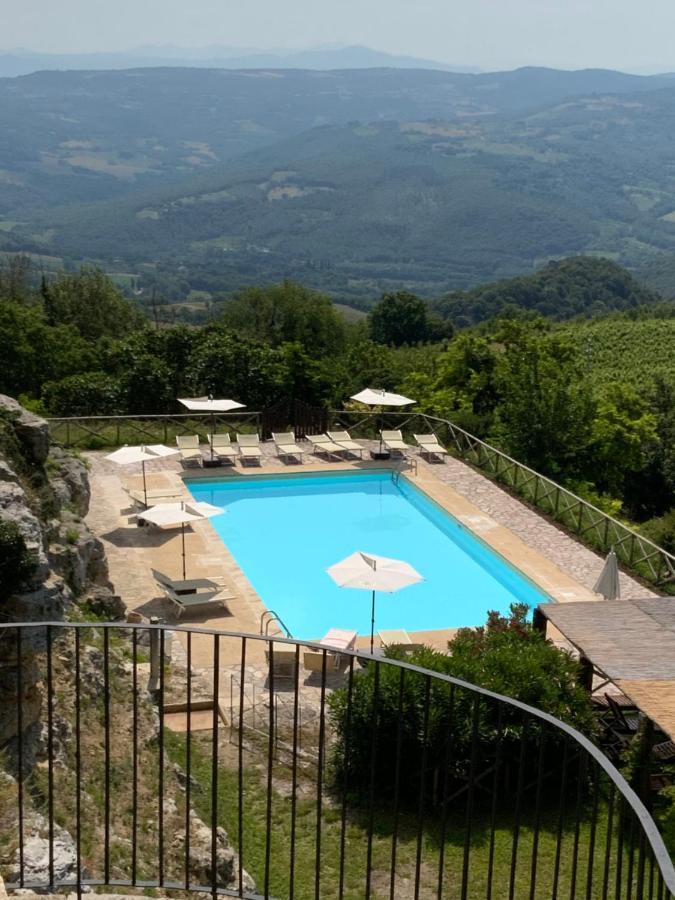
[
  {"left": 593, "top": 548, "right": 621, "bottom": 600},
  {"left": 327, "top": 551, "right": 423, "bottom": 653},
  {"left": 178, "top": 396, "right": 246, "bottom": 461},
  {"left": 350, "top": 388, "right": 415, "bottom": 453},
  {"left": 105, "top": 443, "right": 179, "bottom": 507},
  {"left": 138, "top": 501, "right": 224, "bottom": 580}
]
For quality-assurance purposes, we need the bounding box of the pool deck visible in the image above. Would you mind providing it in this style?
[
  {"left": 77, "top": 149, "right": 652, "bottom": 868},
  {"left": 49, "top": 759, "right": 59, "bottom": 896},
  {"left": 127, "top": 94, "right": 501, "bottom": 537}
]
[{"left": 85, "top": 442, "right": 657, "bottom": 675}]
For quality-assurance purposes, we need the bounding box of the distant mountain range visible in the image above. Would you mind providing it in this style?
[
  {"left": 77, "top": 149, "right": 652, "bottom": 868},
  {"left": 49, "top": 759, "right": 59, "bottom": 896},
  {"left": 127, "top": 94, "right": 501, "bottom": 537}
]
[
  {"left": 0, "top": 44, "right": 480, "bottom": 78},
  {"left": 3, "top": 64, "right": 675, "bottom": 302}
]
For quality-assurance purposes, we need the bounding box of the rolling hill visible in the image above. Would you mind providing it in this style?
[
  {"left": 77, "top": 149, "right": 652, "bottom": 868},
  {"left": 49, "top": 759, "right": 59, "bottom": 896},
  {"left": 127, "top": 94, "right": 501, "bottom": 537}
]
[{"left": 5, "top": 65, "right": 675, "bottom": 301}]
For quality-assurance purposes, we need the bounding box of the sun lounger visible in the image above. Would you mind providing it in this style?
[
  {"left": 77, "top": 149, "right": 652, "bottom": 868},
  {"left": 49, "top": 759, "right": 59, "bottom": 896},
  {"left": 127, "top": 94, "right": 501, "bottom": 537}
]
[
  {"left": 176, "top": 435, "right": 202, "bottom": 466},
  {"left": 273, "top": 431, "right": 305, "bottom": 462},
  {"left": 152, "top": 568, "right": 220, "bottom": 595},
  {"left": 304, "top": 628, "right": 357, "bottom": 672},
  {"left": 265, "top": 642, "right": 298, "bottom": 678},
  {"left": 327, "top": 430, "right": 365, "bottom": 457},
  {"left": 153, "top": 572, "right": 233, "bottom": 618},
  {"left": 380, "top": 430, "right": 413, "bottom": 454},
  {"left": 208, "top": 433, "right": 237, "bottom": 464},
  {"left": 414, "top": 433, "right": 448, "bottom": 461},
  {"left": 306, "top": 433, "right": 347, "bottom": 459},
  {"left": 236, "top": 433, "right": 262, "bottom": 465},
  {"left": 125, "top": 486, "right": 185, "bottom": 509},
  {"left": 378, "top": 629, "right": 423, "bottom": 654}
]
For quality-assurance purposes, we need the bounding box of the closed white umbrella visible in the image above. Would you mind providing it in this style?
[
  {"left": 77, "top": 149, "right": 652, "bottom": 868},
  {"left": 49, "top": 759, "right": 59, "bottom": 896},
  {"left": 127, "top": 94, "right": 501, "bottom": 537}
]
[
  {"left": 105, "top": 443, "right": 179, "bottom": 507},
  {"left": 178, "top": 396, "right": 246, "bottom": 461},
  {"left": 593, "top": 548, "right": 621, "bottom": 600},
  {"left": 138, "top": 501, "right": 224, "bottom": 579},
  {"left": 350, "top": 388, "right": 415, "bottom": 454},
  {"left": 327, "top": 551, "right": 423, "bottom": 653}
]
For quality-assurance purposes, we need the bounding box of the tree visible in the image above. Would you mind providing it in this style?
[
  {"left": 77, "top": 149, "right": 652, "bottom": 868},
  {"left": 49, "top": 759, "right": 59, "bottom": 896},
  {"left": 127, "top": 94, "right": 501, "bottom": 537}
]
[
  {"left": 184, "top": 326, "right": 286, "bottom": 409},
  {"left": 587, "top": 383, "right": 658, "bottom": 497},
  {"left": 369, "top": 291, "right": 444, "bottom": 346},
  {"left": 491, "top": 330, "right": 595, "bottom": 477},
  {"left": 43, "top": 267, "right": 144, "bottom": 341},
  {"left": 222, "top": 281, "right": 346, "bottom": 358}
]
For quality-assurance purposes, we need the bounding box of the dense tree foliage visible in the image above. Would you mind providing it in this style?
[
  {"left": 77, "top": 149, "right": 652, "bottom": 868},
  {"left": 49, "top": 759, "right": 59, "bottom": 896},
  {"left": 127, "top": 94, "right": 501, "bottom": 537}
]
[
  {"left": 0, "top": 257, "right": 672, "bottom": 541},
  {"left": 432, "top": 258, "right": 661, "bottom": 327},
  {"left": 368, "top": 291, "right": 453, "bottom": 346}
]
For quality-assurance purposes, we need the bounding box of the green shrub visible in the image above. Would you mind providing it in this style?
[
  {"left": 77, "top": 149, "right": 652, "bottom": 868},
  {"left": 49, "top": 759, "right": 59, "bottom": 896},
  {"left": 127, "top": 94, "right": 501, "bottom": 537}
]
[
  {"left": 328, "top": 604, "right": 594, "bottom": 807},
  {"left": 0, "top": 520, "right": 36, "bottom": 598},
  {"left": 42, "top": 371, "right": 123, "bottom": 416}
]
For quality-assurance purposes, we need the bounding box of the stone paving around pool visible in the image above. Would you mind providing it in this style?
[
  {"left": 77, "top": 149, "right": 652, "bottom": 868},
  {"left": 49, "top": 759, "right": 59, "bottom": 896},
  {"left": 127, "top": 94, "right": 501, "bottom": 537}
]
[{"left": 84, "top": 439, "right": 658, "bottom": 723}]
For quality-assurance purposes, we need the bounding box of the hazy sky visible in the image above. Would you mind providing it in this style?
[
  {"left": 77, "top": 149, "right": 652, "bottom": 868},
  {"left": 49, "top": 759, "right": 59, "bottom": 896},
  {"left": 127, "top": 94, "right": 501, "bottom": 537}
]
[{"left": 5, "top": 0, "right": 675, "bottom": 72}]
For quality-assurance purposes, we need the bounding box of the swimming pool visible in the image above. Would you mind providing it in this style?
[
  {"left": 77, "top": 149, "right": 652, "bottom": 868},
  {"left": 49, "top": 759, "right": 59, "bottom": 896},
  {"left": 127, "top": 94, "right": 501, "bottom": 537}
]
[{"left": 186, "top": 470, "right": 549, "bottom": 639}]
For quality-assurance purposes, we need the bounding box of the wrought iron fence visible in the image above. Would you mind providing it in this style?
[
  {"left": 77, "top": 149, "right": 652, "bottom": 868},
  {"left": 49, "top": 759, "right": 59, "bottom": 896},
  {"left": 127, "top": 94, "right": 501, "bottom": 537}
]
[
  {"left": 329, "top": 410, "right": 675, "bottom": 589},
  {"left": 0, "top": 622, "right": 673, "bottom": 900}
]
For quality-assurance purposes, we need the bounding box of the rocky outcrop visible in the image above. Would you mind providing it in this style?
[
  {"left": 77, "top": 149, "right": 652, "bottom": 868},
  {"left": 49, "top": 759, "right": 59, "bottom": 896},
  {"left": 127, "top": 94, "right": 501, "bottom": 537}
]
[
  {"left": 48, "top": 446, "right": 90, "bottom": 517},
  {"left": 177, "top": 811, "right": 255, "bottom": 894},
  {"left": 0, "top": 394, "right": 49, "bottom": 464}
]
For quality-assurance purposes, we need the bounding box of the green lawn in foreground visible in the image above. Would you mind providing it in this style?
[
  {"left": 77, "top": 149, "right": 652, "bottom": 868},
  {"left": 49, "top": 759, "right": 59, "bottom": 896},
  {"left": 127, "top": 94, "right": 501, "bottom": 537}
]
[{"left": 165, "top": 732, "right": 635, "bottom": 900}]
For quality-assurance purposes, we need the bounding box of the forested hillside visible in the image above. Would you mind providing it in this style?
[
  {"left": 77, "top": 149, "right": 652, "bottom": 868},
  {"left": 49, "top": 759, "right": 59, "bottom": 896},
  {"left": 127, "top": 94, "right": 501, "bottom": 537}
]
[
  {"left": 5, "top": 66, "right": 675, "bottom": 301},
  {"left": 432, "top": 257, "right": 661, "bottom": 325}
]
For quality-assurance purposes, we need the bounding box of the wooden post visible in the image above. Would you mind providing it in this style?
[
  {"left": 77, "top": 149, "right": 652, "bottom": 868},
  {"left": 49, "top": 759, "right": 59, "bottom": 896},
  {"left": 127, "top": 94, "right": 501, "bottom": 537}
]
[
  {"left": 579, "top": 655, "right": 594, "bottom": 693},
  {"left": 532, "top": 607, "right": 547, "bottom": 636}
]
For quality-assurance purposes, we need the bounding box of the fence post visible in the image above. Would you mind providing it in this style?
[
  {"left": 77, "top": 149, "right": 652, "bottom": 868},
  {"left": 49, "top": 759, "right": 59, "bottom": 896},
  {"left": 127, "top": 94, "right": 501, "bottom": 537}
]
[{"left": 148, "top": 618, "right": 161, "bottom": 695}]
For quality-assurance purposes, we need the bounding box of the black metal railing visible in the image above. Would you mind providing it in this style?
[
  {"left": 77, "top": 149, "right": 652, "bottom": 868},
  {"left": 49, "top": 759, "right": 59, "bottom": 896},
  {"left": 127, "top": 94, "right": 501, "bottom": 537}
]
[{"left": 1, "top": 622, "right": 673, "bottom": 900}]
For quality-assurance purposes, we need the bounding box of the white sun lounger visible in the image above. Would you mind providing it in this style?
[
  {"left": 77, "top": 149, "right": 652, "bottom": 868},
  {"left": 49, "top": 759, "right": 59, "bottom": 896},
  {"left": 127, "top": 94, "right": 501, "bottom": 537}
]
[
  {"left": 378, "top": 628, "right": 423, "bottom": 654},
  {"left": 152, "top": 569, "right": 234, "bottom": 618},
  {"left": 306, "top": 433, "right": 347, "bottom": 459},
  {"left": 304, "top": 628, "right": 358, "bottom": 672},
  {"left": 208, "top": 433, "right": 237, "bottom": 463},
  {"left": 176, "top": 435, "right": 202, "bottom": 466},
  {"left": 273, "top": 432, "right": 305, "bottom": 462},
  {"left": 380, "top": 430, "right": 413, "bottom": 454},
  {"left": 125, "top": 485, "right": 185, "bottom": 509},
  {"left": 236, "top": 433, "right": 262, "bottom": 465},
  {"left": 327, "top": 430, "right": 365, "bottom": 458},
  {"left": 414, "top": 433, "right": 448, "bottom": 461}
]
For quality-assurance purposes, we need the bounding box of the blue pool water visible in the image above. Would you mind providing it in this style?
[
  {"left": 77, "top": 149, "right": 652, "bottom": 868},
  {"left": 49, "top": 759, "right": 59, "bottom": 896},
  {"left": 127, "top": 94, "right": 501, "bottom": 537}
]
[{"left": 186, "top": 471, "right": 549, "bottom": 639}]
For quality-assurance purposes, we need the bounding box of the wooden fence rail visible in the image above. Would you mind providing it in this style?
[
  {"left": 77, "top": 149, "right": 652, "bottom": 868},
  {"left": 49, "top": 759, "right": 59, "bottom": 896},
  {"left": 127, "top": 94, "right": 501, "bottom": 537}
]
[
  {"left": 329, "top": 409, "right": 675, "bottom": 589},
  {"left": 47, "top": 408, "right": 675, "bottom": 588}
]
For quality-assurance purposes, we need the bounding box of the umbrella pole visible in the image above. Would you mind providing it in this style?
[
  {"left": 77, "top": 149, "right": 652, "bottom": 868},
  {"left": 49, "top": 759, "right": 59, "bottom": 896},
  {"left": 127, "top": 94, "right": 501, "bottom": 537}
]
[
  {"left": 210, "top": 411, "right": 215, "bottom": 462},
  {"left": 378, "top": 407, "right": 384, "bottom": 453},
  {"left": 142, "top": 461, "right": 148, "bottom": 508},
  {"left": 370, "top": 589, "right": 376, "bottom": 654},
  {"left": 181, "top": 523, "right": 187, "bottom": 580}
]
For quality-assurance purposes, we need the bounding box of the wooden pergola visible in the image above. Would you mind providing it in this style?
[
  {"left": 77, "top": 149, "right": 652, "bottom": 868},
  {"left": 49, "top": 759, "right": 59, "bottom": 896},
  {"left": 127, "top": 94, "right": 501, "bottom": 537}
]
[{"left": 535, "top": 598, "right": 675, "bottom": 739}]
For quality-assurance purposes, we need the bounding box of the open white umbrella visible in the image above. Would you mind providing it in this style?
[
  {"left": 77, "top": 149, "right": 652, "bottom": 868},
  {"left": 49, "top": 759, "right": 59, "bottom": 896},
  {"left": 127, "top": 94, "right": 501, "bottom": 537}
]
[
  {"left": 138, "top": 501, "right": 224, "bottom": 579},
  {"left": 327, "top": 551, "right": 423, "bottom": 653},
  {"left": 105, "top": 443, "right": 179, "bottom": 507},
  {"left": 593, "top": 548, "right": 621, "bottom": 600},
  {"left": 178, "top": 396, "right": 246, "bottom": 461},
  {"left": 350, "top": 388, "right": 415, "bottom": 454}
]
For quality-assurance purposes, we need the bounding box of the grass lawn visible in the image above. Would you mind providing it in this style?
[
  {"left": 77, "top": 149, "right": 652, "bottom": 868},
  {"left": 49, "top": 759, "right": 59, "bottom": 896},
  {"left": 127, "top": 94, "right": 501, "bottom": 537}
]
[{"left": 165, "top": 731, "right": 632, "bottom": 900}]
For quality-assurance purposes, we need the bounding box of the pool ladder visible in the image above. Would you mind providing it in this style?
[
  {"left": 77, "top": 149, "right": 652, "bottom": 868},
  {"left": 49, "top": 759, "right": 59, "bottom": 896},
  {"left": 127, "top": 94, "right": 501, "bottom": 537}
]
[
  {"left": 392, "top": 456, "right": 418, "bottom": 484},
  {"left": 260, "top": 609, "right": 293, "bottom": 638}
]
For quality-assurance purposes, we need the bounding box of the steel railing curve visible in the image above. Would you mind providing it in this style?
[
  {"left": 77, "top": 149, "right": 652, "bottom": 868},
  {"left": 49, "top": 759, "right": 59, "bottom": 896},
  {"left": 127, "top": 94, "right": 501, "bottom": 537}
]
[{"left": 1, "top": 621, "right": 673, "bottom": 900}]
